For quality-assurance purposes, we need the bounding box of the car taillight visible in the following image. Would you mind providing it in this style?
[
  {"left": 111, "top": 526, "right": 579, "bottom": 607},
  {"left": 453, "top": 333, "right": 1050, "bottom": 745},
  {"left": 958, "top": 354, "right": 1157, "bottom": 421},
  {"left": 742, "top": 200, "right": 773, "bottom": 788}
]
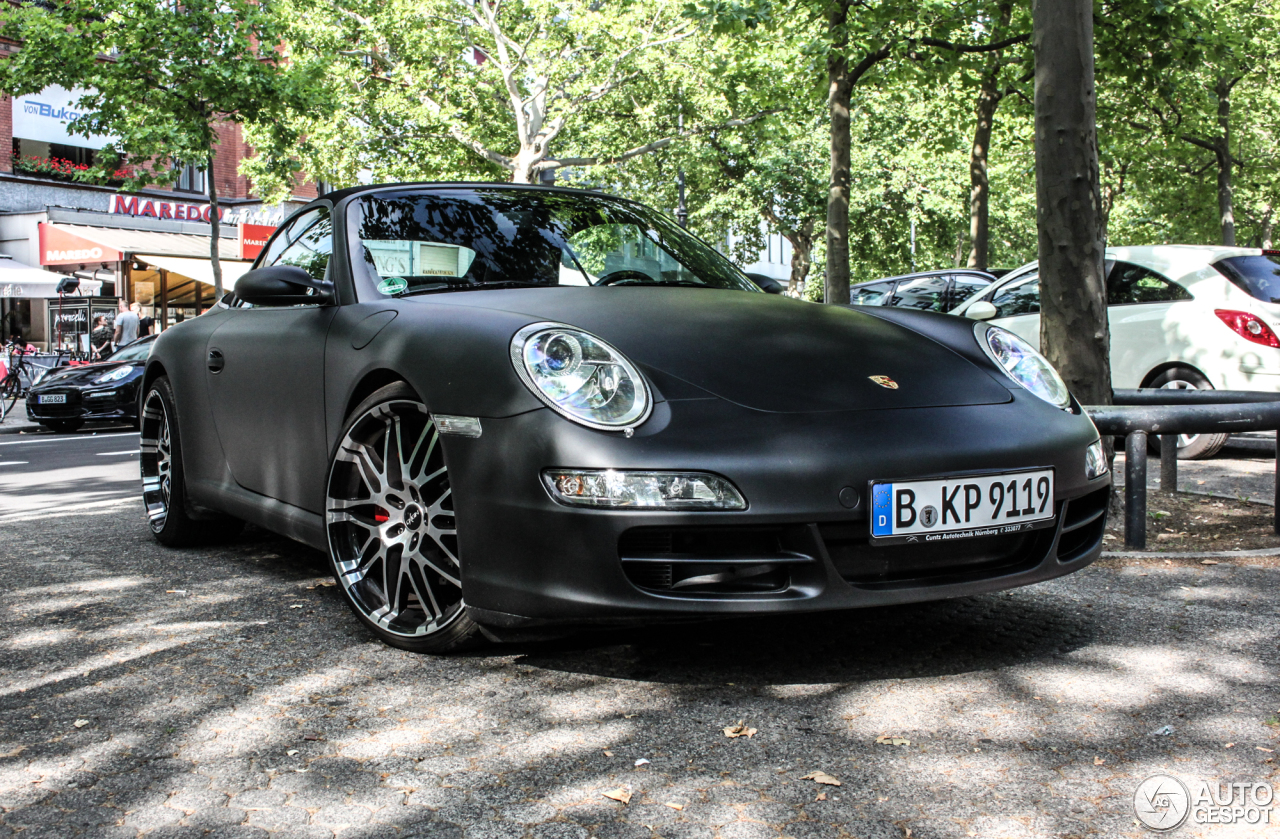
[{"left": 1215, "top": 309, "right": 1280, "bottom": 347}]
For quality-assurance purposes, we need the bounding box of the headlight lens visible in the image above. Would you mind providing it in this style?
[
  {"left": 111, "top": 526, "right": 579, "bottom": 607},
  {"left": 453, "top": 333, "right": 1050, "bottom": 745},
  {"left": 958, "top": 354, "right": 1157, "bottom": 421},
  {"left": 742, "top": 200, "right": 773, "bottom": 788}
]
[
  {"left": 511, "top": 323, "right": 651, "bottom": 429},
  {"left": 1085, "top": 439, "right": 1108, "bottom": 480},
  {"left": 93, "top": 365, "right": 133, "bottom": 384},
  {"left": 543, "top": 469, "right": 746, "bottom": 510},
  {"left": 977, "top": 325, "right": 1072, "bottom": 409}
]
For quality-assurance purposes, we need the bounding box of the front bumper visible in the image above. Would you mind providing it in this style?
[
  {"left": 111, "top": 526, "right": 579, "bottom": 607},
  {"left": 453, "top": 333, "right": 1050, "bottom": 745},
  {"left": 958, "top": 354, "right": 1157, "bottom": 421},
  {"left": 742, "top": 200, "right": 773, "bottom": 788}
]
[
  {"left": 26, "top": 385, "right": 140, "bottom": 423},
  {"left": 444, "top": 392, "right": 1111, "bottom": 631}
]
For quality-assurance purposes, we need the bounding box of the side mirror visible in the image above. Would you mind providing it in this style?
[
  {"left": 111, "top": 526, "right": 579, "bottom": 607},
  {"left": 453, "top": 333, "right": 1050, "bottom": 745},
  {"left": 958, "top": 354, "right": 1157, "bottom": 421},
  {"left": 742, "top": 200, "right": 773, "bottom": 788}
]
[
  {"left": 744, "top": 272, "right": 786, "bottom": 294},
  {"left": 965, "top": 300, "right": 998, "bottom": 321},
  {"left": 235, "top": 265, "right": 334, "bottom": 306}
]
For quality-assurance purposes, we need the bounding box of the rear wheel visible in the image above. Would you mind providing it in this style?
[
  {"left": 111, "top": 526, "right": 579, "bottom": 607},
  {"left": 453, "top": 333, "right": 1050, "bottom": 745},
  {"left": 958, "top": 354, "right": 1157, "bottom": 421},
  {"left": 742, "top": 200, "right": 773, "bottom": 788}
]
[
  {"left": 140, "top": 376, "right": 243, "bottom": 546},
  {"left": 1145, "top": 367, "right": 1229, "bottom": 460},
  {"left": 325, "top": 383, "right": 481, "bottom": 653}
]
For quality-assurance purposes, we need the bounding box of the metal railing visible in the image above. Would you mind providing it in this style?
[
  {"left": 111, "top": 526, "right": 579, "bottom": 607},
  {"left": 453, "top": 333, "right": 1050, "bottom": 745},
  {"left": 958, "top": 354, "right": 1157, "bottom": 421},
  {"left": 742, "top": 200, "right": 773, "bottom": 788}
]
[{"left": 1084, "top": 389, "right": 1280, "bottom": 549}]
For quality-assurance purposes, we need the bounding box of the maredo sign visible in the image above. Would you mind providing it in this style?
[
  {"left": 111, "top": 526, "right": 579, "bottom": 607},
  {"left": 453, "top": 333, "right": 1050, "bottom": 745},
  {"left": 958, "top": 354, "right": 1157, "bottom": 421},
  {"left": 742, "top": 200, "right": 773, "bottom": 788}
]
[
  {"left": 239, "top": 223, "right": 277, "bottom": 260},
  {"left": 39, "top": 223, "right": 123, "bottom": 266},
  {"left": 107, "top": 193, "right": 285, "bottom": 227},
  {"left": 110, "top": 193, "right": 223, "bottom": 223}
]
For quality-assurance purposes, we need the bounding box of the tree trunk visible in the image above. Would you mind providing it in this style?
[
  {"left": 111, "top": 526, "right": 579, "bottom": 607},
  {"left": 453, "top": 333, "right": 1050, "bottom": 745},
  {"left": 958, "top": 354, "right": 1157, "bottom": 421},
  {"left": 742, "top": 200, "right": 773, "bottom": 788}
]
[
  {"left": 1260, "top": 204, "right": 1274, "bottom": 249},
  {"left": 1031, "top": 0, "right": 1111, "bottom": 406},
  {"left": 1215, "top": 76, "right": 1236, "bottom": 247},
  {"left": 206, "top": 154, "right": 223, "bottom": 304},
  {"left": 966, "top": 70, "right": 1001, "bottom": 271},
  {"left": 784, "top": 223, "right": 814, "bottom": 294},
  {"left": 825, "top": 5, "right": 852, "bottom": 305}
]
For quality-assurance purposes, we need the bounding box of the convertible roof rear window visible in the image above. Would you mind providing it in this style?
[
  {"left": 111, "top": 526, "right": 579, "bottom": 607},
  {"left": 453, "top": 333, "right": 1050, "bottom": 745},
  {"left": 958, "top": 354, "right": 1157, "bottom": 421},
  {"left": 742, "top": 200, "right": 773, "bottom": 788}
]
[{"left": 352, "top": 189, "right": 758, "bottom": 298}]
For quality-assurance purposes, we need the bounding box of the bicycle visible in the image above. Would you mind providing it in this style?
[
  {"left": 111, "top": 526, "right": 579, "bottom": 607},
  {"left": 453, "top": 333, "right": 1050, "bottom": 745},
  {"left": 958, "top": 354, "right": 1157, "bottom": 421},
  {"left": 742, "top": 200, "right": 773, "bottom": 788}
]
[{"left": 0, "top": 343, "right": 37, "bottom": 423}]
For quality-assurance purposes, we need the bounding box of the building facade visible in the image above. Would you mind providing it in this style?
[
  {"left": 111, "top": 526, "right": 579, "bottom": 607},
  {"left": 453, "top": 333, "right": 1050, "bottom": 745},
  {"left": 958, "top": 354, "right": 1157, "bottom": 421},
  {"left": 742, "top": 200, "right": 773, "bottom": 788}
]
[{"left": 0, "top": 78, "right": 316, "bottom": 350}]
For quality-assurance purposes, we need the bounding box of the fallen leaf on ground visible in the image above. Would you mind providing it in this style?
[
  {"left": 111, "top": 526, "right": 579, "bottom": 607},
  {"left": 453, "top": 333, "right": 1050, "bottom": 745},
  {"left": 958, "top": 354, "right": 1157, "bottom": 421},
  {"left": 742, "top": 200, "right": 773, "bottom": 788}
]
[
  {"left": 306, "top": 580, "right": 337, "bottom": 589},
  {"left": 875, "top": 735, "right": 910, "bottom": 747},
  {"left": 303, "top": 734, "right": 321, "bottom": 741},
  {"left": 634, "top": 758, "right": 650, "bottom": 766},
  {"left": 815, "top": 792, "right": 827, "bottom": 801},
  {"left": 1225, "top": 743, "right": 1235, "bottom": 748},
  {"left": 286, "top": 749, "right": 299, "bottom": 756},
  {"left": 623, "top": 714, "right": 637, "bottom": 719},
  {"left": 1093, "top": 756, "right": 1105, "bottom": 765},
  {"left": 801, "top": 771, "right": 841, "bottom": 786},
  {"left": 289, "top": 604, "right": 304, "bottom": 609},
  {"left": 602, "top": 788, "right": 632, "bottom": 804},
  {"left": 1200, "top": 559, "right": 1220, "bottom": 565},
  {"left": 73, "top": 719, "right": 89, "bottom": 728},
  {"left": 1257, "top": 747, "right": 1273, "bottom": 753},
  {"left": 723, "top": 720, "right": 757, "bottom": 738},
  {"left": 664, "top": 802, "right": 684, "bottom": 810},
  {"left": 603, "top": 750, "right": 614, "bottom": 757}
]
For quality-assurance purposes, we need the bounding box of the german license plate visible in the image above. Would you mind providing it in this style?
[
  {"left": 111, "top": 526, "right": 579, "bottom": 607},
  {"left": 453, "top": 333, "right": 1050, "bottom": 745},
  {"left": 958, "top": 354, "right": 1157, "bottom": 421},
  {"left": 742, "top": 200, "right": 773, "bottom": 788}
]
[
  {"left": 38, "top": 394, "right": 66, "bottom": 404},
  {"left": 870, "top": 469, "right": 1055, "bottom": 546}
]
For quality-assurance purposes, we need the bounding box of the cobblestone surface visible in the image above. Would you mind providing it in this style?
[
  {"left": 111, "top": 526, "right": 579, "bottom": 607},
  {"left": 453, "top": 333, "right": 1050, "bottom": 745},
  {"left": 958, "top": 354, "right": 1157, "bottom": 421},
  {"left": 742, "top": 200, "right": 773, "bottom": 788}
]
[{"left": 1, "top": 499, "right": 1277, "bottom": 838}]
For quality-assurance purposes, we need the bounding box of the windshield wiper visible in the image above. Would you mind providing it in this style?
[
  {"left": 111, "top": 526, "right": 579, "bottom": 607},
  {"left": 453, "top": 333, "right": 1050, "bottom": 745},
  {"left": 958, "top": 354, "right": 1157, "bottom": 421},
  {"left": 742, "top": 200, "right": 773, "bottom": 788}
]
[
  {"left": 396, "top": 281, "right": 550, "bottom": 297},
  {"left": 601, "top": 279, "right": 708, "bottom": 288}
]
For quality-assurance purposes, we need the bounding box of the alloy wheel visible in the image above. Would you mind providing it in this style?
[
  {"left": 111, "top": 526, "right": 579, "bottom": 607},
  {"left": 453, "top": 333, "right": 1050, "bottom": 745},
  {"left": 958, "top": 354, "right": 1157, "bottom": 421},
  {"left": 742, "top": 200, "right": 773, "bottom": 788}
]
[
  {"left": 325, "top": 400, "right": 463, "bottom": 638},
  {"left": 139, "top": 389, "right": 173, "bottom": 533},
  {"left": 1158, "top": 379, "right": 1202, "bottom": 449}
]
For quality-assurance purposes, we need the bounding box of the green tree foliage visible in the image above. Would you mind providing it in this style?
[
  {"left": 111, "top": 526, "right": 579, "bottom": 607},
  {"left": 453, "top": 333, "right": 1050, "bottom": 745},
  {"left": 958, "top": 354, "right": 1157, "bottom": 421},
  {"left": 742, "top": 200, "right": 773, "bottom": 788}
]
[
  {"left": 248, "top": 0, "right": 776, "bottom": 195},
  {"left": 0, "top": 0, "right": 311, "bottom": 298}
]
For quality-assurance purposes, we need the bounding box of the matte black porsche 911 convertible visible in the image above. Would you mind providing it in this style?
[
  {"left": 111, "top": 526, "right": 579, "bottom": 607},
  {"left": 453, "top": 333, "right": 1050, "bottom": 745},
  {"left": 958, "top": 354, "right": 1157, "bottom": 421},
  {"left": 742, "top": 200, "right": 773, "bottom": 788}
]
[{"left": 139, "top": 183, "right": 1112, "bottom": 652}]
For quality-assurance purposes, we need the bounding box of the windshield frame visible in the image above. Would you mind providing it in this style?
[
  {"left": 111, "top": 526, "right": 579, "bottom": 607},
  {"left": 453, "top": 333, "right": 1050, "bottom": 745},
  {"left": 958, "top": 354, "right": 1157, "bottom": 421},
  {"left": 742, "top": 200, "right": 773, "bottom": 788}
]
[{"left": 345, "top": 186, "right": 761, "bottom": 301}]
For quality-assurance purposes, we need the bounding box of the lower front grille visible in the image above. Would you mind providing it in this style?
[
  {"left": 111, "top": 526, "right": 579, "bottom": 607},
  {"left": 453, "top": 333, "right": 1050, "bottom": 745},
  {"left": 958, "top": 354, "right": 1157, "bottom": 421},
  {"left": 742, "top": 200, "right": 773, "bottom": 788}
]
[
  {"left": 822, "top": 519, "right": 1053, "bottom": 587},
  {"left": 619, "top": 526, "right": 814, "bottom": 595}
]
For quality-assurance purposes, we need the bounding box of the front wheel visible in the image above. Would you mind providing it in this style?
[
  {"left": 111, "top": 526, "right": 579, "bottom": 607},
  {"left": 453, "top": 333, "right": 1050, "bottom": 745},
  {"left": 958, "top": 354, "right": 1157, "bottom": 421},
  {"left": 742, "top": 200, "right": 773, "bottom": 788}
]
[{"left": 325, "top": 383, "right": 481, "bottom": 653}]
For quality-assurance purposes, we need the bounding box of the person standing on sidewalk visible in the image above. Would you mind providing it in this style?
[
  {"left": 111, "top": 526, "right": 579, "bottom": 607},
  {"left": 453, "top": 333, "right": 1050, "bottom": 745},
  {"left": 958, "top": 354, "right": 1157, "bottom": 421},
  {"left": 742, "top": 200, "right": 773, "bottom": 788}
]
[
  {"left": 114, "top": 301, "right": 139, "bottom": 348},
  {"left": 90, "top": 315, "right": 113, "bottom": 360}
]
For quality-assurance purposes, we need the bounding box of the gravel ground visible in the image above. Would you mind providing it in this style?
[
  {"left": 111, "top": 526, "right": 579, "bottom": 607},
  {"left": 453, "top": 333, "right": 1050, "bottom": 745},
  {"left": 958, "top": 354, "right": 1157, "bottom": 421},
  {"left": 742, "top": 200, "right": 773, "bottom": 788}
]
[{"left": 1, "top": 498, "right": 1277, "bottom": 839}]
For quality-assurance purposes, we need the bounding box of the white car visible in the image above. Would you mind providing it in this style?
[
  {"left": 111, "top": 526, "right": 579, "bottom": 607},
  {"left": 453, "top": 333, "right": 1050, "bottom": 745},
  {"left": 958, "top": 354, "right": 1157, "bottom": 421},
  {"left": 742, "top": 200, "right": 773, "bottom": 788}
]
[{"left": 952, "top": 245, "right": 1280, "bottom": 458}]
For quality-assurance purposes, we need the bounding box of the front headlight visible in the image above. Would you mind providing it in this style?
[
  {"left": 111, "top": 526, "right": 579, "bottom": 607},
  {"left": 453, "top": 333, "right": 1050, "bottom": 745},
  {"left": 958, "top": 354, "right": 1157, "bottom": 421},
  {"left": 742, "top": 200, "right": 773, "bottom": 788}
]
[
  {"left": 93, "top": 365, "right": 133, "bottom": 384},
  {"left": 511, "top": 323, "right": 651, "bottom": 429},
  {"left": 976, "top": 324, "right": 1072, "bottom": 409}
]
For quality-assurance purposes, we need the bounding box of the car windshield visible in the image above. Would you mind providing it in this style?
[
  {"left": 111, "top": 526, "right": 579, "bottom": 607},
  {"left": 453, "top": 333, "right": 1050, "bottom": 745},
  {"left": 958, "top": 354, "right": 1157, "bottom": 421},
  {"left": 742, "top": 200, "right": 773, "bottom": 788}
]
[
  {"left": 1214, "top": 255, "right": 1280, "bottom": 303},
  {"left": 111, "top": 338, "right": 154, "bottom": 361},
  {"left": 352, "top": 189, "right": 759, "bottom": 297}
]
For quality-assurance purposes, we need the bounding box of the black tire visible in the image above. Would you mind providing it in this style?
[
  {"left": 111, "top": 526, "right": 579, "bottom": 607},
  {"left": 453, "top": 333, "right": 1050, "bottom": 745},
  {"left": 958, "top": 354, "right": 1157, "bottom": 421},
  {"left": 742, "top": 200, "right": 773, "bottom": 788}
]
[
  {"left": 325, "top": 382, "right": 482, "bottom": 654},
  {"left": 44, "top": 419, "right": 84, "bottom": 434},
  {"left": 1144, "top": 367, "right": 1229, "bottom": 460},
  {"left": 140, "top": 376, "right": 243, "bottom": 546}
]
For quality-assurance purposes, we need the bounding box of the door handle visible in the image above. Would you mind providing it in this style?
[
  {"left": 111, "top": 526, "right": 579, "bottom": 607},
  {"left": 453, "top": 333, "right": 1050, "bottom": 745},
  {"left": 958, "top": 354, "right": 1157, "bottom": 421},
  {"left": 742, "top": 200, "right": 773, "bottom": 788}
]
[{"left": 207, "top": 348, "right": 225, "bottom": 373}]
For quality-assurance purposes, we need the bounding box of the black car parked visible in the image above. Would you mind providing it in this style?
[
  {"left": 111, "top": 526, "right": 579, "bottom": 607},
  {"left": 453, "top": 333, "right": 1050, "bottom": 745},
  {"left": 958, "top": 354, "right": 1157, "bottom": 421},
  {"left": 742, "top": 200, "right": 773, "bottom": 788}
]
[
  {"left": 850, "top": 269, "right": 996, "bottom": 312},
  {"left": 26, "top": 335, "right": 155, "bottom": 433}
]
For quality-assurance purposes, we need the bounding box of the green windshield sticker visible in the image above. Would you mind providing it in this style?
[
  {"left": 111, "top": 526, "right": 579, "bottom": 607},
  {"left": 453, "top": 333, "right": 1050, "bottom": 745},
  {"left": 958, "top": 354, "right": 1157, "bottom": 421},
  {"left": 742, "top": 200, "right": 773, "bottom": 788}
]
[{"left": 377, "top": 276, "right": 408, "bottom": 295}]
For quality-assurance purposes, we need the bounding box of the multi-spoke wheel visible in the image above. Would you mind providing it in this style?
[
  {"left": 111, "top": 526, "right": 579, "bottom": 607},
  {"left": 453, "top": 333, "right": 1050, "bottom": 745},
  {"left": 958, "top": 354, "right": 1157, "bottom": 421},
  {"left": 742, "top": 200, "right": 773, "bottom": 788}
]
[
  {"left": 326, "top": 383, "right": 480, "bottom": 652},
  {"left": 140, "top": 376, "right": 243, "bottom": 546},
  {"left": 1145, "top": 367, "right": 1228, "bottom": 460}
]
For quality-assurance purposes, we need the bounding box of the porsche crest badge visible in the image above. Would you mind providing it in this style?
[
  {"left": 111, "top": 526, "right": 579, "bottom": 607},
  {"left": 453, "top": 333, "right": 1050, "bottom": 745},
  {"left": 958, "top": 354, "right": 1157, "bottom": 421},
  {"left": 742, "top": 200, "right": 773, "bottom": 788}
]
[{"left": 869, "top": 375, "right": 899, "bottom": 390}]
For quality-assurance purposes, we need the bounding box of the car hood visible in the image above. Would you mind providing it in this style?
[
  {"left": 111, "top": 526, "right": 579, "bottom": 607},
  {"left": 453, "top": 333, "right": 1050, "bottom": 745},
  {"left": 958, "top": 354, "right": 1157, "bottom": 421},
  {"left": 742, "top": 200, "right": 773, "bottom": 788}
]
[
  {"left": 415, "top": 288, "right": 1012, "bottom": 413},
  {"left": 33, "top": 360, "right": 141, "bottom": 390}
]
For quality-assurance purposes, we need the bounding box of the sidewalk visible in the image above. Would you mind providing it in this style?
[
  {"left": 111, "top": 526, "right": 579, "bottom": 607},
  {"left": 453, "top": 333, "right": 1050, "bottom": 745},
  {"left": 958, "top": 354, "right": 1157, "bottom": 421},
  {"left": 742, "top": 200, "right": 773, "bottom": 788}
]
[
  {"left": 1114, "top": 433, "right": 1277, "bottom": 505},
  {"left": 0, "top": 400, "right": 43, "bottom": 436}
]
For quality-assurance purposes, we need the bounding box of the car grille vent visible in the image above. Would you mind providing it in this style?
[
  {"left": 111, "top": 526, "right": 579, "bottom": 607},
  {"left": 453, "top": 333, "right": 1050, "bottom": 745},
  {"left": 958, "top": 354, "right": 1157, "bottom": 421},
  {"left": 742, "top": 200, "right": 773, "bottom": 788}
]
[
  {"left": 618, "top": 526, "right": 814, "bottom": 595},
  {"left": 1057, "top": 486, "right": 1110, "bottom": 561}
]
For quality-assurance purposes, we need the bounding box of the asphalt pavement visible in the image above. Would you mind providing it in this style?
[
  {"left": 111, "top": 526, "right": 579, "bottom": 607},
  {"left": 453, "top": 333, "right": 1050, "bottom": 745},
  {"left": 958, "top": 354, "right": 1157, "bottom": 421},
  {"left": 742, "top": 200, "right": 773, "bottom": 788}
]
[
  {"left": 0, "top": 462, "right": 1277, "bottom": 837},
  {"left": 0, "top": 429, "right": 139, "bottom": 522}
]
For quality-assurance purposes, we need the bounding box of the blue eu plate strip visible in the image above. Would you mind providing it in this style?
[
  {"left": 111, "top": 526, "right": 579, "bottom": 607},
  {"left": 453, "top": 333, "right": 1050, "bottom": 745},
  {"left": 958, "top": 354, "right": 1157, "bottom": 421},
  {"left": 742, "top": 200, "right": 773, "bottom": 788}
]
[{"left": 871, "top": 483, "right": 893, "bottom": 536}]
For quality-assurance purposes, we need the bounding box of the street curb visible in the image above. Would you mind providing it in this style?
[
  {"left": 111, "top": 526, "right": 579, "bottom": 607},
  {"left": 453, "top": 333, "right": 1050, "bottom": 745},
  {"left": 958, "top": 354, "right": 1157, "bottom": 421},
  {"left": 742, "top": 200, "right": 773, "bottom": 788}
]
[
  {"left": 1103, "top": 546, "right": 1280, "bottom": 559},
  {"left": 0, "top": 423, "right": 44, "bottom": 436}
]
